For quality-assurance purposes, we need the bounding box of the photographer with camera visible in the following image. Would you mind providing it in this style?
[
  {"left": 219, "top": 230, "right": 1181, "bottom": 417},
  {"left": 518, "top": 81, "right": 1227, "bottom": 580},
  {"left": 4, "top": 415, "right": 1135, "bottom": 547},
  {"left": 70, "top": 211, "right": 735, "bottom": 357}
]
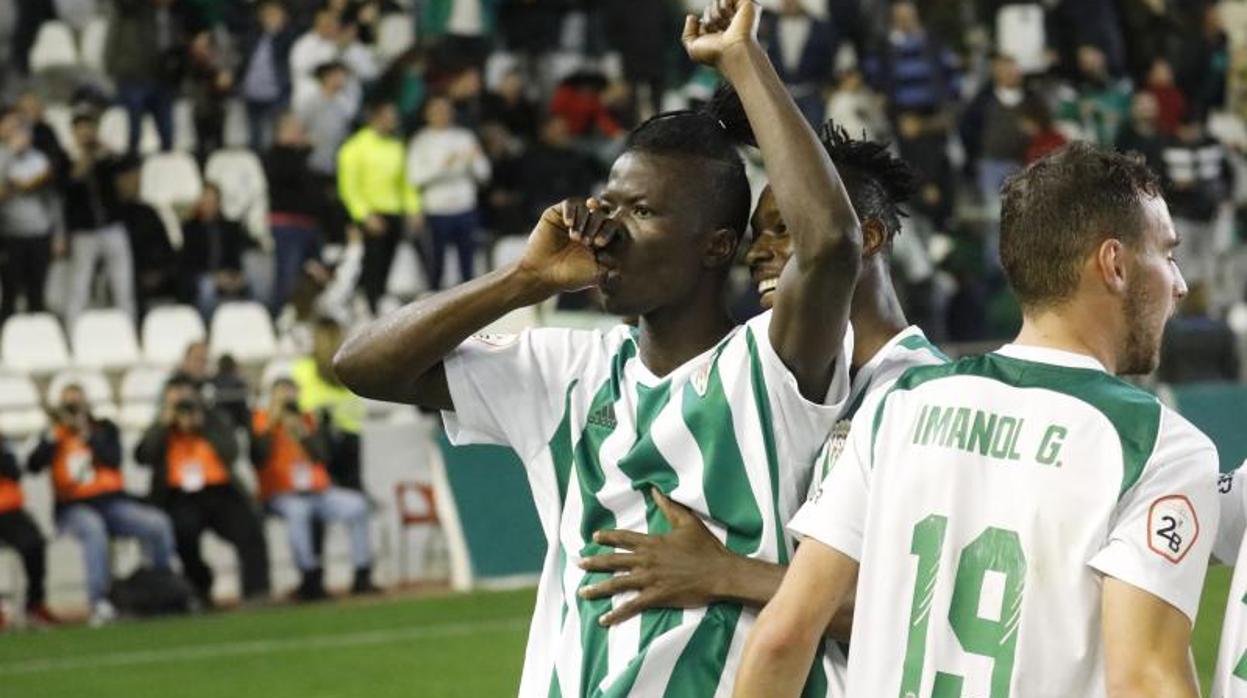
[
  {"left": 28, "top": 385, "right": 177, "bottom": 626},
  {"left": 0, "top": 432, "right": 56, "bottom": 628},
  {"left": 136, "top": 377, "right": 270, "bottom": 606},
  {"left": 252, "top": 378, "right": 376, "bottom": 600}
]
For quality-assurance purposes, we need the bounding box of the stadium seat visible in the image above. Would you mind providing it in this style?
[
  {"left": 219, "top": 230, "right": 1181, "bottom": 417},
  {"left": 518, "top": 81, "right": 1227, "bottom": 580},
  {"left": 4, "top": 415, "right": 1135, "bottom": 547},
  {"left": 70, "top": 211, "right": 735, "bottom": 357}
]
[
  {"left": 172, "top": 99, "right": 198, "bottom": 152},
  {"left": 71, "top": 309, "right": 141, "bottom": 371},
  {"left": 28, "top": 21, "right": 78, "bottom": 72},
  {"left": 204, "top": 149, "right": 269, "bottom": 240},
  {"left": 209, "top": 301, "right": 277, "bottom": 363},
  {"left": 80, "top": 16, "right": 109, "bottom": 73},
  {"left": 1, "top": 313, "right": 72, "bottom": 375},
  {"left": 98, "top": 106, "right": 162, "bottom": 156},
  {"left": 260, "top": 358, "right": 294, "bottom": 390},
  {"left": 377, "top": 14, "right": 415, "bottom": 61},
  {"left": 46, "top": 368, "right": 113, "bottom": 406},
  {"left": 118, "top": 365, "right": 171, "bottom": 432},
  {"left": 0, "top": 373, "right": 49, "bottom": 438},
  {"left": 141, "top": 305, "right": 206, "bottom": 366},
  {"left": 140, "top": 152, "right": 203, "bottom": 211}
]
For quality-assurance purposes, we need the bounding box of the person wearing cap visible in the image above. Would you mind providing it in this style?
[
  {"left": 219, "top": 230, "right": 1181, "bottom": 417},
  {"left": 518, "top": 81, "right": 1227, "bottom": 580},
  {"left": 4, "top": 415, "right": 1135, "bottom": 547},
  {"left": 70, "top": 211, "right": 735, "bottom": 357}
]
[{"left": 60, "top": 109, "right": 137, "bottom": 325}]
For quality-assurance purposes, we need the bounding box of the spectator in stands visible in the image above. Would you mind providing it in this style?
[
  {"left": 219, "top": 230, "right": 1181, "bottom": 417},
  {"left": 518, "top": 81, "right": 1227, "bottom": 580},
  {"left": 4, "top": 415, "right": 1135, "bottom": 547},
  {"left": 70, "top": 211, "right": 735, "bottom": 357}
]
[
  {"left": 265, "top": 112, "right": 323, "bottom": 316},
  {"left": 0, "top": 109, "right": 57, "bottom": 322},
  {"left": 758, "top": 0, "right": 836, "bottom": 126},
  {"left": 28, "top": 385, "right": 178, "bottom": 627},
  {"left": 516, "top": 115, "right": 605, "bottom": 225},
  {"left": 171, "top": 340, "right": 211, "bottom": 396},
  {"left": 1158, "top": 281, "right": 1240, "bottom": 384},
  {"left": 420, "top": 0, "right": 500, "bottom": 68},
  {"left": 0, "top": 434, "right": 56, "bottom": 628},
  {"left": 1174, "top": 3, "right": 1229, "bottom": 117},
  {"left": 237, "top": 0, "right": 297, "bottom": 152},
  {"left": 1161, "top": 115, "right": 1233, "bottom": 287},
  {"left": 105, "top": 0, "right": 187, "bottom": 153},
  {"left": 1114, "top": 92, "right": 1166, "bottom": 171},
  {"left": 407, "top": 95, "right": 490, "bottom": 290},
  {"left": 549, "top": 72, "right": 624, "bottom": 141},
  {"left": 825, "top": 68, "right": 888, "bottom": 141},
  {"left": 136, "top": 377, "right": 270, "bottom": 605},
  {"left": 482, "top": 67, "right": 537, "bottom": 143},
  {"left": 252, "top": 378, "right": 377, "bottom": 600},
  {"left": 478, "top": 122, "right": 526, "bottom": 239},
  {"left": 290, "top": 9, "right": 378, "bottom": 112},
  {"left": 212, "top": 354, "right": 253, "bottom": 431},
  {"left": 292, "top": 318, "right": 365, "bottom": 491},
  {"left": 337, "top": 100, "right": 422, "bottom": 313},
  {"left": 185, "top": 29, "right": 237, "bottom": 163},
  {"left": 297, "top": 61, "right": 357, "bottom": 239},
  {"left": 1055, "top": 45, "right": 1131, "bottom": 146},
  {"left": 600, "top": 0, "right": 674, "bottom": 119},
  {"left": 9, "top": 0, "right": 52, "bottom": 77},
  {"left": 865, "top": 1, "right": 959, "bottom": 229},
  {"left": 62, "top": 111, "right": 137, "bottom": 325},
  {"left": 179, "top": 183, "right": 252, "bottom": 320},
  {"left": 1144, "top": 58, "right": 1186, "bottom": 137},
  {"left": 1019, "top": 100, "right": 1068, "bottom": 165},
  {"left": 15, "top": 91, "right": 68, "bottom": 177},
  {"left": 115, "top": 156, "right": 178, "bottom": 315},
  {"left": 277, "top": 230, "right": 364, "bottom": 354}
]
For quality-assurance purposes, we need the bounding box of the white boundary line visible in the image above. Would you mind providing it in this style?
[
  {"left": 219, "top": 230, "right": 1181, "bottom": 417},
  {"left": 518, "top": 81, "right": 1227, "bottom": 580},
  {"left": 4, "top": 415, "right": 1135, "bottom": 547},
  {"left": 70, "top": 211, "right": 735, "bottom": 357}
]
[{"left": 0, "top": 615, "right": 529, "bottom": 676}]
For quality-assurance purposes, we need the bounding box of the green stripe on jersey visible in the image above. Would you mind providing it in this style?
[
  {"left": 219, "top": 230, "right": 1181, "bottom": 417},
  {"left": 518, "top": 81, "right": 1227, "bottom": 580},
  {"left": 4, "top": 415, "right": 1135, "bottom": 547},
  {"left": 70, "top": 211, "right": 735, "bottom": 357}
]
[
  {"left": 898, "top": 334, "right": 952, "bottom": 363},
  {"left": 662, "top": 605, "right": 744, "bottom": 698},
  {"left": 872, "top": 353, "right": 1161, "bottom": 495},
  {"left": 745, "top": 327, "right": 788, "bottom": 565}
]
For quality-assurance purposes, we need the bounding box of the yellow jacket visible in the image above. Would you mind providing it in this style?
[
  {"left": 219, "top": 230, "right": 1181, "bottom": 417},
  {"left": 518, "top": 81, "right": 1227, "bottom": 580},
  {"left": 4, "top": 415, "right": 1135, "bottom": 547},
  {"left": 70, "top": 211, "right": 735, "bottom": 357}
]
[{"left": 336, "top": 127, "right": 421, "bottom": 221}]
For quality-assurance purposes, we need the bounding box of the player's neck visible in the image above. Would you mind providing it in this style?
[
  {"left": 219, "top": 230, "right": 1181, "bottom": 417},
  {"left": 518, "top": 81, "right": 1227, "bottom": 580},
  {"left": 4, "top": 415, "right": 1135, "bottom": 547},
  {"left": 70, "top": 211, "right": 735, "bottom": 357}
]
[
  {"left": 637, "top": 296, "right": 735, "bottom": 379},
  {"left": 850, "top": 263, "right": 909, "bottom": 370},
  {"left": 1013, "top": 311, "right": 1120, "bottom": 374}
]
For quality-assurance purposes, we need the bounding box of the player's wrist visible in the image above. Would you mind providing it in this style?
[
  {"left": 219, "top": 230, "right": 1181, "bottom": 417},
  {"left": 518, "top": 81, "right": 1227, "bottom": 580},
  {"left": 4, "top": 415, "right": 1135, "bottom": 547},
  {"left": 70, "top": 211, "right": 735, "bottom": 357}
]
[
  {"left": 504, "top": 262, "right": 558, "bottom": 307},
  {"left": 716, "top": 39, "right": 763, "bottom": 80}
]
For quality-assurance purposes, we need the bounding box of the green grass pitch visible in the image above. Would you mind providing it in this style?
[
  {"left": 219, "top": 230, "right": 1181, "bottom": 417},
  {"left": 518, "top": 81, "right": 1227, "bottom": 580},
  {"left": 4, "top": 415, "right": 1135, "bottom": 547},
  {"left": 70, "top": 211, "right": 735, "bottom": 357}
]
[{"left": 0, "top": 567, "right": 1235, "bottom": 697}]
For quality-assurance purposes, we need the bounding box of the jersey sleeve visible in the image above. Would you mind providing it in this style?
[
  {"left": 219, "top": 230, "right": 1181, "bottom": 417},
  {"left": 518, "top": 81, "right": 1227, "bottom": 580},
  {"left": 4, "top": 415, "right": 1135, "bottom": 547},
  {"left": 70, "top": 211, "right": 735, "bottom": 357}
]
[
  {"left": 1087, "top": 410, "right": 1221, "bottom": 622},
  {"left": 744, "top": 310, "right": 853, "bottom": 457},
  {"left": 441, "top": 327, "right": 600, "bottom": 462},
  {"left": 786, "top": 387, "right": 884, "bottom": 562},
  {"left": 1214, "top": 462, "right": 1247, "bottom": 565}
]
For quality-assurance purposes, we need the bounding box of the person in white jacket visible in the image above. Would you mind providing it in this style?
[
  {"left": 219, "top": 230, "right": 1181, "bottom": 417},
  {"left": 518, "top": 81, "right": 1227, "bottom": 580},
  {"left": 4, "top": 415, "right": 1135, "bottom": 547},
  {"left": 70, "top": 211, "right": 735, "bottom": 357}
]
[{"left": 406, "top": 95, "right": 491, "bottom": 290}]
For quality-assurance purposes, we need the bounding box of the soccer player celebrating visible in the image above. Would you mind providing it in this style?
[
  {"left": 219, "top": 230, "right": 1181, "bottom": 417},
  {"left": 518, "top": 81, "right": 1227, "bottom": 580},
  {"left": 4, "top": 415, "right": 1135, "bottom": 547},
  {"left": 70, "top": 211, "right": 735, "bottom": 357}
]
[
  {"left": 574, "top": 120, "right": 946, "bottom": 694},
  {"left": 1212, "top": 466, "right": 1247, "bottom": 697},
  {"left": 334, "top": 1, "right": 862, "bottom": 694},
  {"left": 734, "top": 142, "right": 1218, "bottom": 698}
]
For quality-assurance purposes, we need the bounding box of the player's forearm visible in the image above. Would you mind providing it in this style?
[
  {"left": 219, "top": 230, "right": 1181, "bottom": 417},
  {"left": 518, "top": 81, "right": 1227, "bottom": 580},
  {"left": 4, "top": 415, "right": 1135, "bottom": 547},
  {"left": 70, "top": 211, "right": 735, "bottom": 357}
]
[
  {"left": 711, "top": 554, "right": 854, "bottom": 641},
  {"left": 333, "top": 264, "right": 551, "bottom": 405},
  {"left": 733, "top": 603, "right": 825, "bottom": 698},
  {"left": 718, "top": 43, "right": 860, "bottom": 269}
]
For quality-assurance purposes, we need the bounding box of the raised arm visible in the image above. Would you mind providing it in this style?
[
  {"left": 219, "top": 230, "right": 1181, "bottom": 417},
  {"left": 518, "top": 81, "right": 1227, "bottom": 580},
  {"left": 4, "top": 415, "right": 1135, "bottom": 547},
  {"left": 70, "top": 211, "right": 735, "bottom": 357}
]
[
  {"left": 683, "top": 0, "right": 861, "bottom": 401},
  {"left": 333, "top": 200, "right": 615, "bottom": 410},
  {"left": 1101, "top": 578, "right": 1199, "bottom": 698}
]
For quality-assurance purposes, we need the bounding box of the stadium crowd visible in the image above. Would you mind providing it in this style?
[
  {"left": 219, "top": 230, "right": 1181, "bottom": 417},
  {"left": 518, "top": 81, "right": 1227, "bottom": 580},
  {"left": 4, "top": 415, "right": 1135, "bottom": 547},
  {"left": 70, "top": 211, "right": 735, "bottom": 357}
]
[{"left": 0, "top": 0, "right": 1244, "bottom": 631}]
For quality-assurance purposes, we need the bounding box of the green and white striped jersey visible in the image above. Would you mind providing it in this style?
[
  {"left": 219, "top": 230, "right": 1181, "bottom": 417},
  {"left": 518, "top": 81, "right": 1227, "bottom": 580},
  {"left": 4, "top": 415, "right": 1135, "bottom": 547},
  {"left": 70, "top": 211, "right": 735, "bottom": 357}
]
[
  {"left": 1212, "top": 462, "right": 1247, "bottom": 697},
  {"left": 790, "top": 344, "right": 1219, "bottom": 698},
  {"left": 804, "top": 326, "right": 949, "bottom": 697},
  {"left": 442, "top": 310, "right": 853, "bottom": 698}
]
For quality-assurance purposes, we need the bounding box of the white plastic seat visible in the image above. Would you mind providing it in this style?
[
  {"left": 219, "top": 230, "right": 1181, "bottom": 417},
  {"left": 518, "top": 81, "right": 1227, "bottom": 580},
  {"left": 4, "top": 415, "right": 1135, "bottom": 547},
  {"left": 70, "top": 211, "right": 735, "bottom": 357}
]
[
  {"left": 28, "top": 20, "right": 78, "bottom": 72},
  {"left": 0, "top": 373, "right": 47, "bottom": 439},
  {"left": 140, "top": 152, "right": 203, "bottom": 210},
  {"left": 71, "top": 309, "right": 141, "bottom": 370},
  {"left": 97, "top": 106, "right": 163, "bottom": 157},
  {"left": 141, "top": 305, "right": 206, "bottom": 366},
  {"left": 377, "top": 14, "right": 414, "bottom": 61},
  {"left": 209, "top": 301, "right": 277, "bottom": 364},
  {"left": 1, "top": 313, "right": 72, "bottom": 375},
  {"left": 46, "top": 368, "right": 113, "bottom": 406},
  {"left": 204, "top": 149, "right": 269, "bottom": 239},
  {"left": 80, "top": 15, "right": 109, "bottom": 73},
  {"left": 118, "top": 401, "right": 157, "bottom": 433},
  {"left": 260, "top": 358, "right": 295, "bottom": 391},
  {"left": 0, "top": 409, "right": 50, "bottom": 438},
  {"left": 120, "top": 366, "right": 170, "bottom": 405}
]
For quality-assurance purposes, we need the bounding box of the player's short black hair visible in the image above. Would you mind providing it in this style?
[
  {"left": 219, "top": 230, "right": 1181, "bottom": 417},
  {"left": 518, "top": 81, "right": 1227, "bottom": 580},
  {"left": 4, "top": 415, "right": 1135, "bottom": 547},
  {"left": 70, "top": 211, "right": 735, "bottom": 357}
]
[
  {"left": 622, "top": 99, "right": 751, "bottom": 239},
  {"left": 713, "top": 85, "right": 920, "bottom": 242}
]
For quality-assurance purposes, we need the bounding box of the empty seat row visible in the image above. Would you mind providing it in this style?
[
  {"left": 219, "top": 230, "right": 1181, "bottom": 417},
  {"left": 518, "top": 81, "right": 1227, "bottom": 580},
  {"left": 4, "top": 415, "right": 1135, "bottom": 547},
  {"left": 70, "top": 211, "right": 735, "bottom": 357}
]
[{"left": 1, "top": 302, "right": 279, "bottom": 376}]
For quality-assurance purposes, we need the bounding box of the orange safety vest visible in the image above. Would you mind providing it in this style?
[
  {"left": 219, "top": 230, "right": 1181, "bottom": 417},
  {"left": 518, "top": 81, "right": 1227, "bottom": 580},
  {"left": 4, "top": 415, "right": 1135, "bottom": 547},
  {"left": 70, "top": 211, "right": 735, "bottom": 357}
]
[
  {"left": 166, "top": 432, "right": 231, "bottom": 492},
  {"left": 0, "top": 476, "right": 23, "bottom": 514},
  {"left": 252, "top": 409, "right": 330, "bottom": 501},
  {"left": 50, "top": 425, "right": 125, "bottom": 503}
]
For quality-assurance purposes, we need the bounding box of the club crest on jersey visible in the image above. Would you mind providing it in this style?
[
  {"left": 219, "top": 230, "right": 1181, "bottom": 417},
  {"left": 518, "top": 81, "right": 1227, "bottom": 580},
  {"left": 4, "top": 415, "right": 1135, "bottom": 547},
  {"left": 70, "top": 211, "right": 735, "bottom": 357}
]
[
  {"left": 473, "top": 333, "right": 518, "bottom": 349},
  {"left": 1147, "top": 494, "right": 1200, "bottom": 564},
  {"left": 691, "top": 360, "right": 712, "bottom": 397}
]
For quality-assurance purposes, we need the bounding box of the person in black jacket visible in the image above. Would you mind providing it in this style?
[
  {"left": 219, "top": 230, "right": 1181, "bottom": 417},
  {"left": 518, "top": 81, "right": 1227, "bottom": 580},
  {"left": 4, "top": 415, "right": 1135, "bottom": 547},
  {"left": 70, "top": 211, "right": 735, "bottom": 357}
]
[
  {"left": 0, "top": 433, "right": 56, "bottom": 628},
  {"left": 115, "top": 157, "right": 178, "bottom": 316},
  {"left": 237, "top": 0, "right": 297, "bottom": 152},
  {"left": 265, "top": 113, "right": 323, "bottom": 315},
  {"left": 179, "top": 183, "right": 253, "bottom": 320},
  {"left": 135, "top": 377, "right": 270, "bottom": 605}
]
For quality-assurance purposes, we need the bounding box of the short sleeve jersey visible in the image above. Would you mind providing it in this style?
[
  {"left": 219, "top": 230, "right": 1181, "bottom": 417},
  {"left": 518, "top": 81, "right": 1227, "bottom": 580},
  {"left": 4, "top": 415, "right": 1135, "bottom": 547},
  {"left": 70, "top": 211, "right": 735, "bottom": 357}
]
[
  {"left": 789, "top": 344, "right": 1219, "bottom": 698},
  {"left": 443, "top": 310, "right": 853, "bottom": 698}
]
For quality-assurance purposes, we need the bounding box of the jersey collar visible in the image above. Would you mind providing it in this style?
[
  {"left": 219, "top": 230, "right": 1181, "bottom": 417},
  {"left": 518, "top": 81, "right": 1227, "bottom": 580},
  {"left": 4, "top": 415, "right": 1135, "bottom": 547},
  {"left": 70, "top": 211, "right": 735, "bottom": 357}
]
[{"left": 994, "top": 343, "right": 1108, "bottom": 372}]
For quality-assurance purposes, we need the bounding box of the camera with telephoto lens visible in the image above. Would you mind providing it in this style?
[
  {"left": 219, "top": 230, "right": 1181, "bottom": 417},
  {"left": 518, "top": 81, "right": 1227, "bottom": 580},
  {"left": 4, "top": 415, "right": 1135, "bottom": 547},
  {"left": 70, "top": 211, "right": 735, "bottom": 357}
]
[
  {"left": 174, "top": 398, "right": 200, "bottom": 414},
  {"left": 283, "top": 400, "right": 301, "bottom": 416}
]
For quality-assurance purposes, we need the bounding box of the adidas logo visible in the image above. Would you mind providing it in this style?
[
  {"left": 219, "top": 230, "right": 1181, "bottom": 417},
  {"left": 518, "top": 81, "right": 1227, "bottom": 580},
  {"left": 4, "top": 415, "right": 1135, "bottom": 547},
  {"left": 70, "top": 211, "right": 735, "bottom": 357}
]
[{"left": 587, "top": 405, "right": 617, "bottom": 430}]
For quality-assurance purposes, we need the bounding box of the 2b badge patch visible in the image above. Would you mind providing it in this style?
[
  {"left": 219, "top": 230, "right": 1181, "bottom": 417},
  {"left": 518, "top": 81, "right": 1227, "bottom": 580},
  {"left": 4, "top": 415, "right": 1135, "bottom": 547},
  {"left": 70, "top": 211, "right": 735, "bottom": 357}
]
[{"left": 1147, "top": 494, "right": 1200, "bottom": 564}]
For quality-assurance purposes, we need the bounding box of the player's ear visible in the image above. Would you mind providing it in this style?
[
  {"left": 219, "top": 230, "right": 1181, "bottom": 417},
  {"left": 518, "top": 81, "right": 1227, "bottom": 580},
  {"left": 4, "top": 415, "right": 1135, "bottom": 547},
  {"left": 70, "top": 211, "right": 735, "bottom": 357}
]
[
  {"left": 862, "top": 218, "right": 888, "bottom": 258},
  {"left": 704, "top": 227, "right": 739, "bottom": 269},
  {"left": 1095, "top": 238, "right": 1129, "bottom": 295}
]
